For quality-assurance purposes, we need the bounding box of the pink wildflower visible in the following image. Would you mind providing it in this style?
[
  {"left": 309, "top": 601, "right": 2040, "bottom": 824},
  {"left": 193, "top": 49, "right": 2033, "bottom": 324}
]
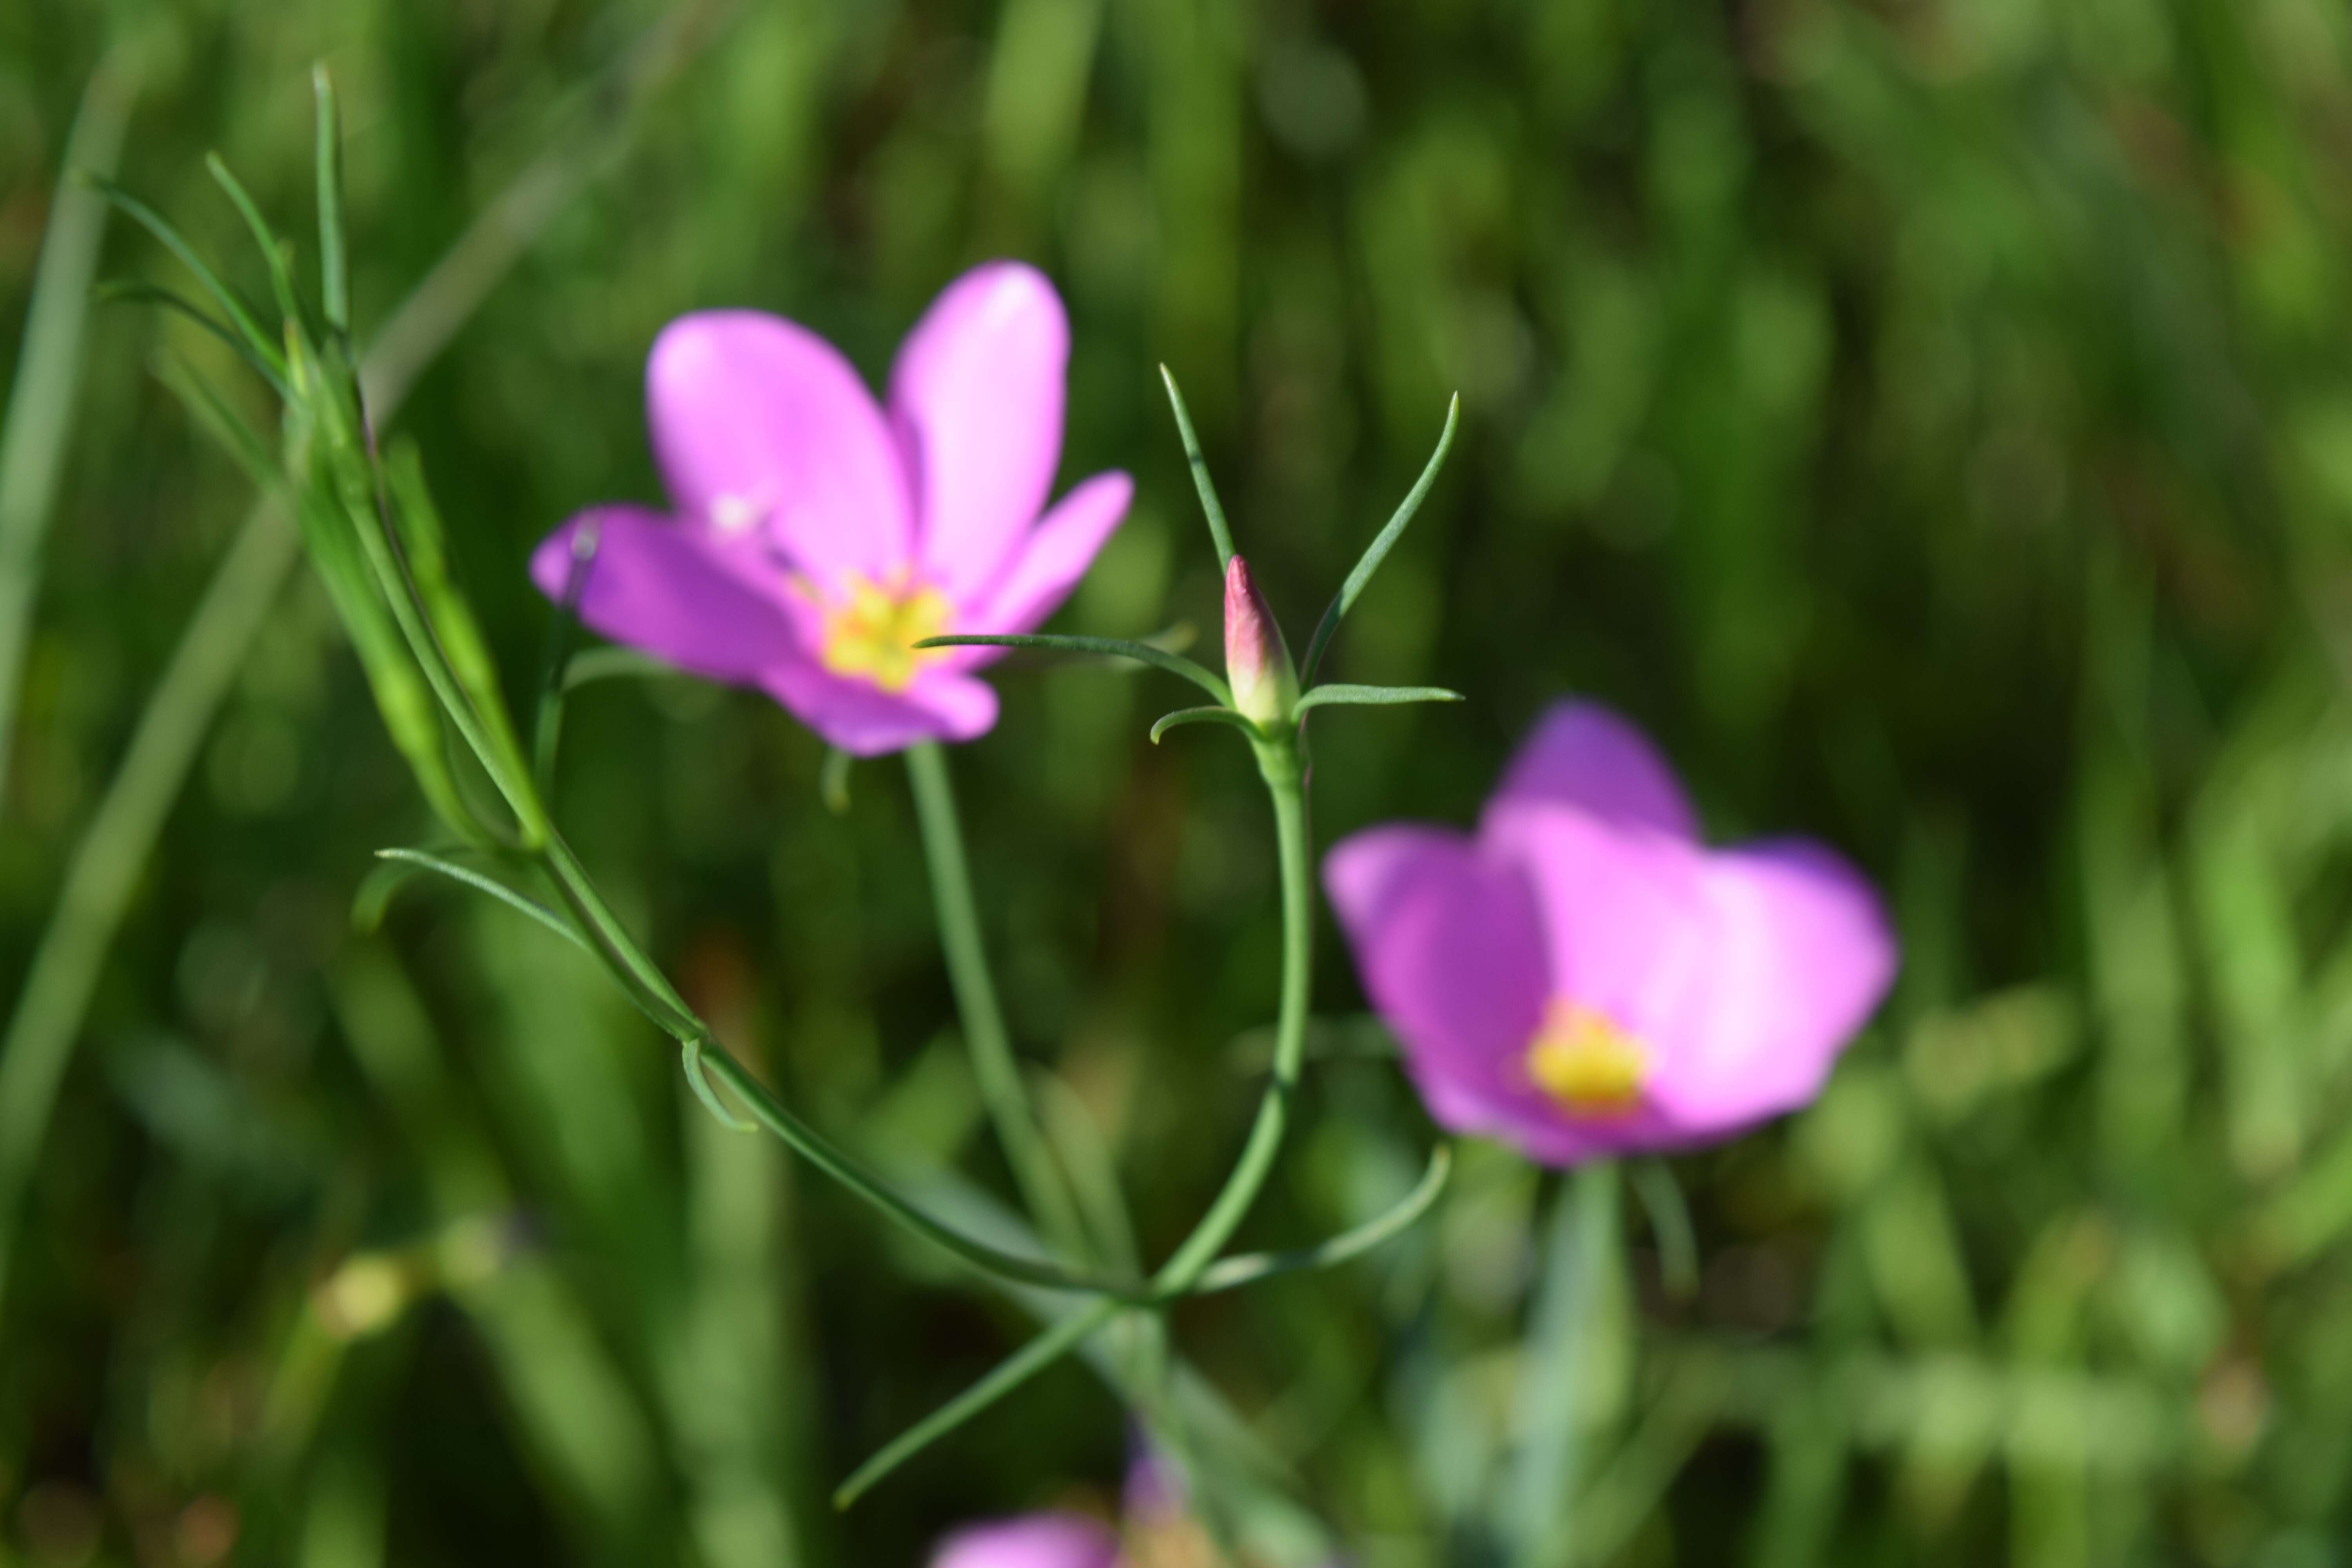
[
  {"left": 1324, "top": 701, "right": 1896, "bottom": 1165},
  {"left": 532, "top": 263, "right": 1132, "bottom": 754}
]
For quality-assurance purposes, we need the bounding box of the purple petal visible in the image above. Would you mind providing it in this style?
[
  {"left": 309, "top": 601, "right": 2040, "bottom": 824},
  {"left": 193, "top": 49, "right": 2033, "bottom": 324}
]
[
  {"left": 648, "top": 310, "right": 912, "bottom": 591},
  {"left": 974, "top": 472, "right": 1133, "bottom": 634},
  {"left": 928, "top": 1514, "right": 1120, "bottom": 1568},
  {"left": 530, "top": 507, "right": 801, "bottom": 682},
  {"left": 757, "top": 662, "right": 998, "bottom": 756},
  {"left": 1487, "top": 804, "right": 1891, "bottom": 1151},
  {"left": 1658, "top": 838, "right": 1896, "bottom": 1129},
  {"left": 1323, "top": 827, "right": 1570, "bottom": 1151},
  {"left": 890, "top": 262, "right": 1069, "bottom": 604},
  {"left": 1487, "top": 701, "right": 1699, "bottom": 840}
]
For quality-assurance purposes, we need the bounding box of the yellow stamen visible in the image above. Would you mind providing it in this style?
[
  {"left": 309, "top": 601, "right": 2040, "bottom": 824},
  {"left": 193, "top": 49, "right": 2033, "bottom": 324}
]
[
  {"left": 818, "top": 573, "right": 953, "bottom": 692},
  {"left": 1526, "top": 1000, "right": 1648, "bottom": 1116}
]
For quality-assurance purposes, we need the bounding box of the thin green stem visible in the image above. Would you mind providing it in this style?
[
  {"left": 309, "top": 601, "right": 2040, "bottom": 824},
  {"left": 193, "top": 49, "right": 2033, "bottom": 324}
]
[
  {"left": 1150, "top": 738, "right": 1315, "bottom": 1292},
  {"left": 904, "top": 741, "right": 1089, "bottom": 1260},
  {"left": 1508, "top": 1161, "right": 1621, "bottom": 1568}
]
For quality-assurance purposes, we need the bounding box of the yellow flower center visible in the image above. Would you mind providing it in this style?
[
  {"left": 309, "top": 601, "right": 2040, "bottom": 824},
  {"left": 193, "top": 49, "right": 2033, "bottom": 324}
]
[
  {"left": 1526, "top": 1000, "right": 1649, "bottom": 1116},
  {"left": 818, "top": 573, "right": 953, "bottom": 692}
]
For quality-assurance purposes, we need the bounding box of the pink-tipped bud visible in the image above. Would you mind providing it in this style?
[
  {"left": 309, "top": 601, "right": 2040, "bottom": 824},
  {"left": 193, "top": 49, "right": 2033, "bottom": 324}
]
[{"left": 1223, "top": 555, "right": 1298, "bottom": 728}]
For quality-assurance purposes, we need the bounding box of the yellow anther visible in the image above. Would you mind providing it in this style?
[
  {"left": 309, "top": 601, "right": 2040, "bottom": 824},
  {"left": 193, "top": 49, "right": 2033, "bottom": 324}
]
[
  {"left": 1526, "top": 1000, "right": 1648, "bottom": 1116},
  {"left": 819, "top": 574, "right": 953, "bottom": 692}
]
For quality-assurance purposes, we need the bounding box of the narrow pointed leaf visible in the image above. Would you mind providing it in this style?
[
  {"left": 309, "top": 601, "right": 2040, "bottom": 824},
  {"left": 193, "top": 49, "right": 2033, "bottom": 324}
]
[
  {"left": 834, "top": 1297, "right": 1123, "bottom": 1508},
  {"left": 372, "top": 848, "right": 592, "bottom": 956},
  {"left": 1301, "top": 394, "right": 1459, "bottom": 682},
  {"left": 203, "top": 152, "right": 305, "bottom": 331},
  {"left": 1293, "top": 683, "right": 1465, "bottom": 713},
  {"left": 96, "top": 281, "right": 292, "bottom": 400},
  {"left": 1149, "top": 706, "right": 1258, "bottom": 744},
  {"left": 313, "top": 65, "right": 349, "bottom": 334},
  {"left": 1185, "top": 1143, "right": 1451, "bottom": 1296},
  {"left": 1159, "top": 365, "right": 1233, "bottom": 566},
  {"left": 917, "top": 633, "right": 1230, "bottom": 705},
  {"left": 78, "top": 176, "right": 283, "bottom": 378}
]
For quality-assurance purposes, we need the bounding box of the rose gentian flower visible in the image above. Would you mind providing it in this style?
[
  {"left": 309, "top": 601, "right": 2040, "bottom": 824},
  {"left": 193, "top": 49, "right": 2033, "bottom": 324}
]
[
  {"left": 928, "top": 1513, "right": 1119, "bottom": 1568},
  {"left": 1324, "top": 701, "right": 1896, "bottom": 1165},
  {"left": 532, "top": 263, "right": 1132, "bottom": 755}
]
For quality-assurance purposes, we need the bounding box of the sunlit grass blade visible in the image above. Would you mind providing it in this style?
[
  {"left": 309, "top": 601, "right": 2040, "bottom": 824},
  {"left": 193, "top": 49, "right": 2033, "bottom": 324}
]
[
  {"left": 94, "top": 281, "right": 292, "bottom": 399},
  {"left": 203, "top": 152, "right": 306, "bottom": 332},
  {"left": 1150, "top": 705, "right": 1256, "bottom": 744},
  {"left": 80, "top": 174, "right": 285, "bottom": 382},
  {"left": 314, "top": 65, "right": 349, "bottom": 336},
  {"left": 372, "top": 848, "right": 592, "bottom": 955},
  {"left": 1159, "top": 364, "right": 1234, "bottom": 566},
  {"left": 1299, "top": 393, "right": 1459, "bottom": 683},
  {"left": 833, "top": 1296, "right": 1124, "bottom": 1508},
  {"left": 1293, "top": 683, "right": 1464, "bottom": 714},
  {"left": 918, "top": 632, "right": 1230, "bottom": 705},
  {"left": 1184, "top": 1143, "right": 1450, "bottom": 1297}
]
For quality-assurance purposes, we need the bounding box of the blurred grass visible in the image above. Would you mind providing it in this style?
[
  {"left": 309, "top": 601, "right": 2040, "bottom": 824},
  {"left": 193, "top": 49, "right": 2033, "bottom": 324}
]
[{"left": 7, "top": 0, "right": 2352, "bottom": 1563}]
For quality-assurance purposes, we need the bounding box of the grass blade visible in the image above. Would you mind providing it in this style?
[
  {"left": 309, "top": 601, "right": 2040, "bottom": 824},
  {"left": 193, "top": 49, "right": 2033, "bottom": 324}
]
[{"left": 314, "top": 65, "right": 349, "bottom": 336}]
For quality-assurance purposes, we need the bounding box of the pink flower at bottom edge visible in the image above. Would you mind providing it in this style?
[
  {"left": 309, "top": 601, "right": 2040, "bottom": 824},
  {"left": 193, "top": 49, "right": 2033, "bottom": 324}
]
[
  {"left": 928, "top": 1512, "right": 1121, "bottom": 1568},
  {"left": 531, "top": 261, "right": 1133, "bottom": 756},
  {"left": 1323, "top": 700, "right": 1896, "bottom": 1166}
]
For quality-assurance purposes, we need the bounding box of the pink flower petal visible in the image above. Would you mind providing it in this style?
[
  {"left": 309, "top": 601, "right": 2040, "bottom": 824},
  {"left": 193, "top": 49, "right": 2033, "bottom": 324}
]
[
  {"left": 974, "top": 472, "right": 1133, "bottom": 634},
  {"left": 648, "top": 310, "right": 912, "bottom": 591},
  {"left": 756, "top": 662, "right": 998, "bottom": 756},
  {"left": 1323, "top": 827, "right": 1563, "bottom": 1149},
  {"left": 1487, "top": 700, "right": 1699, "bottom": 840},
  {"left": 530, "top": 506, "right": 802, "bottom": 681},
  {"left": 890, "top": 262, "right": 1070, "bottom": 604},
  {"left": 928, "top": 1513, "right": 1120, "bottom": 1568},
  {"left": 1657, "top": 839, "right": 1896, "bottom": 1129}
]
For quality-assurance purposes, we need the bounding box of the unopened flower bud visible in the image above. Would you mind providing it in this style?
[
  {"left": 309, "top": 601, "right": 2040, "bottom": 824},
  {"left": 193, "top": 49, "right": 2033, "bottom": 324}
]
[{"left": 1223, "top": 555, "right": 1298, "bottom": 728}]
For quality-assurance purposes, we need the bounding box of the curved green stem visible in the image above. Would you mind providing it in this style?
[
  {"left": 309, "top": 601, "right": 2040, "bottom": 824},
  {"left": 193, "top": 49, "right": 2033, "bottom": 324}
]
[
  {"left": 904, "top": 742, "right": 1089, "bottom": 1260},
  {"left": 1151, "top": 737, "right": 1316, "bottom": 1292}
]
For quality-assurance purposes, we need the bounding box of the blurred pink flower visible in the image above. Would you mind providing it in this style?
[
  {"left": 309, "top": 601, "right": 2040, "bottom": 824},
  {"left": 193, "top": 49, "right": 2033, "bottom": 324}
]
[
  {"left": 1324, "top": 701, "right": 1896, "bottom": 1165},
  {"left": 928, "top": 1513, "right": 1120, "bottom": 1568},
  {"left": 532, "top": 263, "right": 1132, "bottom": 755}
]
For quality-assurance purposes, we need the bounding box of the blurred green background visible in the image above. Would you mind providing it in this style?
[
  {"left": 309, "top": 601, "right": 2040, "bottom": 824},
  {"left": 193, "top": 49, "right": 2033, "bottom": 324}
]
[{"left": 7, "top": 0, "right": 2352, "bottom": 1562}]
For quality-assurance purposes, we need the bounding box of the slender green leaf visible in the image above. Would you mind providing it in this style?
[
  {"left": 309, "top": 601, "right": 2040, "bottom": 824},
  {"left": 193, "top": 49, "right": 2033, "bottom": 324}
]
[
  {"left": 1150, "top": 705, "right": 1257, "bottom": 744},
  {"left": 1293, "top": 683, "right": 1465, "bottom": 714},
  {"left": 373, "top": 848, "right": 591, "bottom": 956},
  {"left": 1160, "top": 364, "right": 1234, "bottom": 566},
  {"left": 1300, "top": 394, "right": 1459, "bottom": 682},
  {"left": 154, "top": 352, "right": 280, "bottom": 491},
  {"left": 94, "top": 281, "right": 292, "bottom": 399},
  {"left": 833, "top": 1296, "right": 1124, "bottom": 1507},
  {"left": 1186, "top": 1143, "right": 1450, "bottom": 1296},
  {"left": 313, "top": 65, "right": 349, "bottom": 335},
  {"left": 917, "top": 632, "right": 1231, "bottom": 705},
  {"left": 681, "top": 1037, "right": 758, "bottom": 1134},
  {"left": 203, "top": 152, "right": 305, "bottom": 331},
  {"left": 80, "top": 174, "right": 285, "bottom": 379}
]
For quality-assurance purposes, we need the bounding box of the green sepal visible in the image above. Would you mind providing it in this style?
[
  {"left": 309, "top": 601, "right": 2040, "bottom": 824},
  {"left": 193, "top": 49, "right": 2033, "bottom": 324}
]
[
  {"left": 1300, "top": 394, "right": 1459, "bottom": 683},
  {"left": 1159, "top": 365, "right": 1234, "bottom": 567},
  {"left": 1292, "top": 683, "right": 1465, "bottom": 714},
  {"left": 1149, "top": 706, "right": 1258, "bottom": 744},
  {"left": 916, "top": 632, "right": 1231, "bottom": 706}
]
